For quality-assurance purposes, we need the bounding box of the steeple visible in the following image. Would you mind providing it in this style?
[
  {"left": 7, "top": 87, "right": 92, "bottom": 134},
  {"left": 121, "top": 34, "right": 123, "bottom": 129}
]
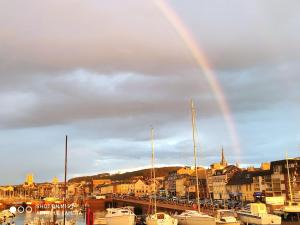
[{"left": 220, "top": 146, "right": 228, "bottom": 167}]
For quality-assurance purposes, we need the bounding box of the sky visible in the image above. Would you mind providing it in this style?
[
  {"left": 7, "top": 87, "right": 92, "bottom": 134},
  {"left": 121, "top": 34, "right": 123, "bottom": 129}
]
[{"left": 0, "top": 0, "right": 300, "bottom": 185}]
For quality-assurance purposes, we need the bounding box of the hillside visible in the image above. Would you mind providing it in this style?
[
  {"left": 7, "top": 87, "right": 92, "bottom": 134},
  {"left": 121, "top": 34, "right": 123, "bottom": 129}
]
[{"left": 68, "top": 166, "right": 182, "bottom": 183}]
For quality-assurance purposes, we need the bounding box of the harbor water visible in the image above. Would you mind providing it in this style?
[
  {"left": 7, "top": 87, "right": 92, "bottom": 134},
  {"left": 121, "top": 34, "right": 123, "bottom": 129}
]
[{"left": 7, "top": 213, "right": 86, "bottom": 225}]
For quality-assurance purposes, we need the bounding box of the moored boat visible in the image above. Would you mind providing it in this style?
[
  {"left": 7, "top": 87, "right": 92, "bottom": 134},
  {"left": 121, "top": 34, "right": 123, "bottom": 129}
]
[
  {"left": 146, "top": 212, "right": 178, "bottom": 225},
  {"left": 104, "top": 207, "right": 135, "bottom": 225},
  {"left": 273, "top": 202, "right": 300, "bottom": 225},
  {"left": 0, "top": 209, "right": 15, "bottom": 225},
  {"left": 174, "top": 210, "right": 215, "bottom": 225},
  {"left": 237, "top": 203, "right": 281, "bottom": 225},
  {"left": 216, "top": 209, "right": 240, "bottom": 225}
]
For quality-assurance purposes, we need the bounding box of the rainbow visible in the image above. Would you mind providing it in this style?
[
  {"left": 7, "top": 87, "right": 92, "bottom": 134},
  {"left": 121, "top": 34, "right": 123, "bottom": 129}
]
[{"left": 154, "top": 0, "right": 241, "bottom": 157}]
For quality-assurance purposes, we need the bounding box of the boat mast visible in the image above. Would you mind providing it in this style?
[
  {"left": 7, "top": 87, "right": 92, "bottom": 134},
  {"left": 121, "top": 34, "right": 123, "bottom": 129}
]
[
  {"left": 286, "top": 152, "right": 293, "bottom": 202},
  {"left": 151, "top": 128, "right": 157, "bottom": 214},
  {"left": 63, "top": 135, "right": 68, "bottom": 225},
  {"left": 191, "top": 100, "right": 201, "bottom": 213}
]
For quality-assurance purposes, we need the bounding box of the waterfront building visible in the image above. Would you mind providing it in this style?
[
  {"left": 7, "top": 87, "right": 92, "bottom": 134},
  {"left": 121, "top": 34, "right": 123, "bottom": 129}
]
[
  {"left": 92, "top": 179, "right": 112, "bottom": 192},
  {"left": 188, "top": 177, "right": 209, "bottom": 199},
  {"left": 165, "top": 171, "right": 177, "bottom": 197},
  {"left": 252, "top": 158, "right": 300, "bottom": 201},
  {"left": 175, "top": 174, "right": 190, "bottom": 197},
  {"left": 115, "top": 182, "right": 135, "bottom": 195},
  {"left": 134, "top": 179, "right": 150, "bottom": 196},
  {"left": 37, "top": 182, "right": 54, "bottom": 198},
  {"left": 252, "top": 170, "right": 271, "bottom": 200},
  {"left": 0, "top": 186, "right": 14, "bottom": 198},
  {"left": 99, "top": 183, "right": 116, "bottom": 195},
  {"left": 212, "top": 165, "right": 240, "bottom": 200},
  {"left": 67, "top": 181, "right": 92, "bottom": 199},
  {"left": 226, "top": 170, "right": 260, "bottom": 202},
  {"left": 207, "top": 147, "right": 231, "bottom": 199}
]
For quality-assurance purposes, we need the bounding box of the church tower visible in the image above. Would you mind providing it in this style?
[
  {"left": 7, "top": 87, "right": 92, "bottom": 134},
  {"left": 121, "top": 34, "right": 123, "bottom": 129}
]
[
  {"left": 25, "top": 173, "right": 34, "bottom": 186},
  {"left": 220, "top": 146, "right": 228, "bottom": 167}
]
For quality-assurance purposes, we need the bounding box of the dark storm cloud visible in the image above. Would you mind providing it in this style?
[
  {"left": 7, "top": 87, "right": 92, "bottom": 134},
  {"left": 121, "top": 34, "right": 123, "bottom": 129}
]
[{"left": 0, "top": 0, "right": 299, "bottom": 184}]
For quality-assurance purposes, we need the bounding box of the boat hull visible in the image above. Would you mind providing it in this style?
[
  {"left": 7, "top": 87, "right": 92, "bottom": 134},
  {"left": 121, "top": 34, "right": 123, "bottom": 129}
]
[
  {"left": 237, "top": 212, "right": 281, "bottom": 225},
  {"left": 216, "top": 222, "right": 240, "bottom": 225},
  {"left": 146, "top": 217, "right": 178, "bottom": 225},
  {"left": 175, "top": 216, "right": 216, "bottom": 225},
  {"left": 105, "top": 214, "right": 135, "bottom": 225}
]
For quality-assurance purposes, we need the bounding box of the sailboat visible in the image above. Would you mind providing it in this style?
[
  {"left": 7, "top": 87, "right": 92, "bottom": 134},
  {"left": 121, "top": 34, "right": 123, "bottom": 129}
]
[
  {"left": 174, "top": 100, "right": 216, "bottom": 225},
  {"left": 146, "top": 128, "right": 178, "bottom": 225}
]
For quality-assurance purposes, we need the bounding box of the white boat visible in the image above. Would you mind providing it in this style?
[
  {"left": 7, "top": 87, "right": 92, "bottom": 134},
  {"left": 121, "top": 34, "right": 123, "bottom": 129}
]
[
  {"left": 0, "top": 209, "right": 15, "bottom": 225},
  {"left": 216, "top": 210, "right": 240, "bottom": 225},
  {"left": 0, "top": 209, "right": 15, "bottom": 218},
  {"left": 273, "top": 201, "right": 300, "bottom": 224},
  {"left": 237, "top": 203, "right": 281, "bottom": 225},
  {"left": 104, "top": 207, "right": 135, "bottom": 225},
  {"left": 174, "top": 210, "right": 215, "bottom": 225},
  {"left": 282, "top": 201, "right": 300, "bottom": 213},
  {"left": 146, "top": 212, "right": 178, "bottom": 225}
]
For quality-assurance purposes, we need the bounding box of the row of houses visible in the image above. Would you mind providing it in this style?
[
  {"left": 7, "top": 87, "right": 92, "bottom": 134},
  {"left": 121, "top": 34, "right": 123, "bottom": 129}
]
[
  {"left": 0, "top": 175, "right": 92, "bottom": 200},
  {"left": 93, "top": 150, "right": 300, "bottom": 203},
  {"left": 2, "top": 151, "right": 299, "bottom": 205},
  {"left": 94, "top": 177, "right": 163, "bottom": 197}
]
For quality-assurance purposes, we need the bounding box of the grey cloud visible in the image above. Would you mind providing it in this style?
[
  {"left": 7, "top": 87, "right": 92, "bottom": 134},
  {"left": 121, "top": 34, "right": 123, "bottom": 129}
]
[
  {"left": 0, "top": 0, "right": 192, "bottom": 78},
  {"left": 173, "top": 0, "right": 300, "bottom": 70},
  {"left": 1, "top": 0, "right": 300, "bottom": 80}
]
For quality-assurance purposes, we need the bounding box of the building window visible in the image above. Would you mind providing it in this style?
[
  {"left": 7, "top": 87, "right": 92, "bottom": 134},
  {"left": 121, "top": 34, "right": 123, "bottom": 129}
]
[{"left": 274, "top": 165, "right": 282, "bottom": 173}]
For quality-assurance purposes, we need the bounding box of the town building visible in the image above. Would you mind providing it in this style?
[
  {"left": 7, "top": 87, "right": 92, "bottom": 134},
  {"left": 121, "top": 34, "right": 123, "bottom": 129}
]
[
  {"left": 165, "top": 171, "right": 177, "bottom": 197},
  {"left": 226, "top": 170, "right": 261, "bottom": 202},
  {"left": 252, "top": 158, "right": 300, "bottom": 201},
  {"left": 92, "top": 179, "right": 111, "bottom": 192},
  {"left": 206, "top": 147, "right": 228, "bottom": 198},
  {"left": 134, "top": 179, "right": 151, "bottom": 196},
  {"left": 175, "top": 174, "right": 190, "bottom": 197},
  {"left": 188, "top": 178, "right": 208, "bottom": 199},
  {"left": 212, "top": 165, "right": 240, "bottom": 200},
  {"left": 99, "top": 183, "right": 116, "bottom": 195},
  {"left": 115, "top": 182, "right": 135, "bottom": 195}
]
